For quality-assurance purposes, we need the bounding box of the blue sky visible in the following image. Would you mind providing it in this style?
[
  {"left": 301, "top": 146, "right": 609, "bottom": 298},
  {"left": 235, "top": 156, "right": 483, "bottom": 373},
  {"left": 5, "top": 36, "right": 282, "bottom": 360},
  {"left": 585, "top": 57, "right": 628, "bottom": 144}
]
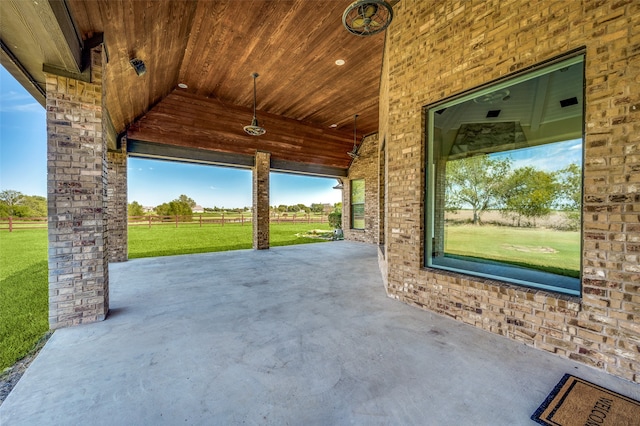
[
  {"left": 493, "top": 139, "right": 583, "bottom": 172},
  {"left": 0, "top": 66, "right": 342, "bottom": 208}
]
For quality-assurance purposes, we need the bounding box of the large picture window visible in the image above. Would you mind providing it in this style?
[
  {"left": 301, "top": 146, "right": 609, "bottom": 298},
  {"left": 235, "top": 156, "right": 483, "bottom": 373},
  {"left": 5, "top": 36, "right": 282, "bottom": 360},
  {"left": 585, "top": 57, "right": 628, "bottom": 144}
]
[
  {"left": 351, "top": 179, "right": 365, "bottom": 229},
  {"left": 425, "top": 55, "right": 584, "bottom": 296}
]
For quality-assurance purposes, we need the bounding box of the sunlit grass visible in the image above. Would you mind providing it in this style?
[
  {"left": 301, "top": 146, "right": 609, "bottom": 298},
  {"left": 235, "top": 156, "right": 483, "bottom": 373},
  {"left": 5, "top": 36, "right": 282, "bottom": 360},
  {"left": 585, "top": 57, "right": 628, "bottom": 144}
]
[
  {"left": 444, "top": 224, "right": 580, "bottom": 277},
  {"left": 128, "top": 222, "right": 332, "bottom": 258},
  {"left": 0, "top": 230, "right": 48, "bottom": 371}
]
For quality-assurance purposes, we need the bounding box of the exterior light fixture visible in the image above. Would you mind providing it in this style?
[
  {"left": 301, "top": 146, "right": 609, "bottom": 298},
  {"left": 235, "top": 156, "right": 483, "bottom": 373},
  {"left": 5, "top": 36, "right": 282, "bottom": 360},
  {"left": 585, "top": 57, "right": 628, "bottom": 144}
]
[
  {"left": 129, "top": 58, "right": 146, "bottom": 76},
  {"left": 347, "top": 114, "right": 360, "bottom": 159},
  {"left": 243, "top": 72, "right": 266, "bottom": 136}
]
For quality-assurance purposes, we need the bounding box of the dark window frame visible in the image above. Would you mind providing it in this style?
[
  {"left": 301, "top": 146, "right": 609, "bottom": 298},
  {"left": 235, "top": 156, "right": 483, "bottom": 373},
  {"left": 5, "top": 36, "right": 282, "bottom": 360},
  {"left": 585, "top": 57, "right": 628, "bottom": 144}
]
[
  {"left": 424, "top": 53, "right": 585, "bottom": 296},
  {"left": 351, "top": 178, "right": 365, "bottom": 230}
]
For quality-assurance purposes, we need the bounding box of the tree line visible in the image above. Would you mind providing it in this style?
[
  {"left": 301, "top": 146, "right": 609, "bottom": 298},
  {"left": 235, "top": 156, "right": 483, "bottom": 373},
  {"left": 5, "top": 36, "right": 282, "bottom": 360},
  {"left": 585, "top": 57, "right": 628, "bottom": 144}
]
[
  {"left": 128, "top": 195, "right": 340, "bottom": 218},
  {"left": 0, "top": 190, "right": 341, "bottom": 219},
  {"left": 0, "top": 190, "right": 47, "bottom": 217},
  {"left": 445, "top": 155, "right": 580, "bottom": 227}
]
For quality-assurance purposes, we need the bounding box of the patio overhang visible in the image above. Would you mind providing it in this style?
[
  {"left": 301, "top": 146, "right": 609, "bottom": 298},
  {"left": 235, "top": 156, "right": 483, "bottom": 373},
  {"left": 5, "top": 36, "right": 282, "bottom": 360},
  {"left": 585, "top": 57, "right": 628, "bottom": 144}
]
[{"left": 1, "top": 0, "right": 388, "bottom": 175}]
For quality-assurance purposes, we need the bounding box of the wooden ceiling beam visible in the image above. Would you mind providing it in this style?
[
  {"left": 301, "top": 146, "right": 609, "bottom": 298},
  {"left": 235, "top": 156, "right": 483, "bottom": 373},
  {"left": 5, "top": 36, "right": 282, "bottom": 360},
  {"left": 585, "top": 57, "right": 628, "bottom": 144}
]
[{"left": 127, "top": 91, "right": 357, "bottom": 170}]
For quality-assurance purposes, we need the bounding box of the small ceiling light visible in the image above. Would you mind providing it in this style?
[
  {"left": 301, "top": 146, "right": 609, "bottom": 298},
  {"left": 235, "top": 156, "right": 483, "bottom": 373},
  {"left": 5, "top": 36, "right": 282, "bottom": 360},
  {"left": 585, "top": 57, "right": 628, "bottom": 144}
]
[
  {"left": 178, "top": 83, "right": 188, "bottom": 89},
  {"left": 335, "top": 59, "right": 345, "bottom": 66},
  {"left": 347, "top": 114, "right": 360, "bottom": 159},
  {"left": 330, "top": 123, "right": 338, "bottom": 128},
  {"left": 343, "top": 0, "right": 394, "bottom": 37},
  {"left": 129, "top": 58, "right": 146, "bottom": 76},
  {"left": 243, "top": 72, "right": 266, "bottom": 136}
]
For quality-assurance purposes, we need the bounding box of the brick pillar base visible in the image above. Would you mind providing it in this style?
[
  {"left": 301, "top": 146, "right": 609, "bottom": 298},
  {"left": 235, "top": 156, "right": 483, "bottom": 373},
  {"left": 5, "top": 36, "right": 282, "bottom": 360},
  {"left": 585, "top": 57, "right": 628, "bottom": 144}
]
[
  {"left": 107, "top": 138, "right": 128, "bottom": 262},
  {"left": 46, "top": 45, "right": 109, "bottom": 328},
  {"left": 253, "top": 151, "right": 270, "bottom": 250}
]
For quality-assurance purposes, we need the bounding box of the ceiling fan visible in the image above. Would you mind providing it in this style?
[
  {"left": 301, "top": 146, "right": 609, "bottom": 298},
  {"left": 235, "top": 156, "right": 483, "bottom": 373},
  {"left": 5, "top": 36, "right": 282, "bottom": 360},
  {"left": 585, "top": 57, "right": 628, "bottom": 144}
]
[{"left": 342, "top": 0, "right": 394, "bottom": 36}]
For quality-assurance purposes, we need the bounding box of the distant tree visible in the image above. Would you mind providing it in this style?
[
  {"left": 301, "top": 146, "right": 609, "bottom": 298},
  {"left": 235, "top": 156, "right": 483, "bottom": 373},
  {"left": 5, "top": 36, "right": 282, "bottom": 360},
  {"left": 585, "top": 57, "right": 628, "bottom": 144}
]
[
  {"left": 310, "top": 203, "right": 324, "bottom": 213},
  {"left": 177, "top": 194, "right": 196, "bottom": 209},
  {"left": 555, "top": 163, "right": 581, "bottom": 211},
  {"left": 277, "top": 205, "right": 288, "bottom": 213},
  {"left": 500, "top": 166, "right": 559, "bottom": 226},
  {"left": 0, "top": 190, "right": 24, "bottom": 216},
  {"left": 295, "top": 203, "right": 310, "bottom": 213},
  {"left": 154, "top": 203, "right": 170, "bottom": 216},
  {"left": 554, "top": 163, "right": 582, "bottom": 230},
  {"left": 156, "top": 197, "right": 193, "bottom": 218},
  {"left": 128, "top": 201, "right": 145, "bottom": 216},
  {"left": 446, "top": 155, "right": 512, "bottom": 224},
  {"left": 333, "top": 202, "right": 342, "bottom": 212},
  {"left": 21, "top": 195, "right": 47, "bottom": 217}
]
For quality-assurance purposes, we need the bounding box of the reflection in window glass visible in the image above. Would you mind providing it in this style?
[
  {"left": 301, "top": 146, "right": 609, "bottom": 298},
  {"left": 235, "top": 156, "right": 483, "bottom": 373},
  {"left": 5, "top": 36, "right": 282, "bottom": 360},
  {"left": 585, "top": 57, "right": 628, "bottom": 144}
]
[
  {"left": 351, "top": 179, "right": 365, "bottom": 229},
  {"left": 426, "top": 55, "right": 584, "bottom": 296}
]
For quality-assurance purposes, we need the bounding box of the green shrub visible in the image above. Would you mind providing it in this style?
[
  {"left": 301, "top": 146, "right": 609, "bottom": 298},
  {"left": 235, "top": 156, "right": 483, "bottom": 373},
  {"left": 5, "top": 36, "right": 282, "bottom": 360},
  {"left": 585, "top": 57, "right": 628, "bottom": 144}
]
[{"left": 328, "top": 211, "right": 342, "bottom": 229}]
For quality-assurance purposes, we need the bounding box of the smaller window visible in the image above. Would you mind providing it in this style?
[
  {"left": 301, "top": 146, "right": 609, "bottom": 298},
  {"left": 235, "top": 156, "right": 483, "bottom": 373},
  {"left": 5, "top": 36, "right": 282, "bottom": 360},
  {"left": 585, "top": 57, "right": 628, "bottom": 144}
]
[{"left": 351, "top": 179, "right": 365, "bottom": 229}]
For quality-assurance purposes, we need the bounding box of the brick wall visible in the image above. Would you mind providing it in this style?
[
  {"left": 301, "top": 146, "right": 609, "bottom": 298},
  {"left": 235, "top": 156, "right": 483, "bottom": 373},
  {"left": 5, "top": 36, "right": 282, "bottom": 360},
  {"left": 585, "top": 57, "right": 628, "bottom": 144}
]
[
  {"left": 46, "top": 45, "right": 109, "bottom": 328},
  {"left": 107, "top": 140, "right": 127, "bottom": 263},
  {"left": 381, "top": 0, "right": 640, "bottom": 382},
  {"left": 253, "top": 151, "right": 270, "bottom": 250},
  {"left": 344, "top": 133, "right": 379, "bottom": 244}
]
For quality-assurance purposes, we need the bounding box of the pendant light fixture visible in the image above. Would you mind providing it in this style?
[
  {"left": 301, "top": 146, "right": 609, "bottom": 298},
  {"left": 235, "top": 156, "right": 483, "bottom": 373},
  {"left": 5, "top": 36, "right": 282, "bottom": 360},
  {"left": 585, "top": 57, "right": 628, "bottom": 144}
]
[
  {"left": 243, "top": 72, "right": 266, "bottom": 136},
  {"left": 347, "top": 114, "right": 360, "bottom": 159}
]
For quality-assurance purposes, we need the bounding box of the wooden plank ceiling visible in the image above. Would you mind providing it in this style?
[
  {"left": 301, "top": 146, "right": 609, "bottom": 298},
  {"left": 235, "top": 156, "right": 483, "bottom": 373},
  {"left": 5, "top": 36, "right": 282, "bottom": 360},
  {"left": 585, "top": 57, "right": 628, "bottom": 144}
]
[{"left": 66, "top": 0, "right": 389, "bottom": 175}]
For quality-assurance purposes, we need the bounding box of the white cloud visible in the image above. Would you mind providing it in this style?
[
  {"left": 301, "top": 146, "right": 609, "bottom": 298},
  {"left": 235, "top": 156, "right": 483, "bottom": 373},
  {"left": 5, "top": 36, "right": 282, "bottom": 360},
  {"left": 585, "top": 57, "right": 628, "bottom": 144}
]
[{"left": 0, "top": 91, "right": 43, "bottom": 113}]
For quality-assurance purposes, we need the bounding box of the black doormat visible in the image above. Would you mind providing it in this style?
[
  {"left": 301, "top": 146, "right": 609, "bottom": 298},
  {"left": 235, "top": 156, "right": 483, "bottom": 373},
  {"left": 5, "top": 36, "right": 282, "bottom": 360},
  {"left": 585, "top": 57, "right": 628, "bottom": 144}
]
[{"left": 532, "top": 374, "right": 640, "bottom": 426}]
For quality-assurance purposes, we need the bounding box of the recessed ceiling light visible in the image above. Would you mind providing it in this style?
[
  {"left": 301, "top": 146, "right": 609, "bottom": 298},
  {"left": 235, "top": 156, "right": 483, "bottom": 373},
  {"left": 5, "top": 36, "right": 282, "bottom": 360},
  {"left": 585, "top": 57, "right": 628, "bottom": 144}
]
[
  {"left": 330, "top": 124, "right": 338, "bottom": 128},
  {"left": 335, "top": 59, "right": 345, "bottom": 66},
  {"left": 178, "top": 83, "right": 188, "bottom": 89}
]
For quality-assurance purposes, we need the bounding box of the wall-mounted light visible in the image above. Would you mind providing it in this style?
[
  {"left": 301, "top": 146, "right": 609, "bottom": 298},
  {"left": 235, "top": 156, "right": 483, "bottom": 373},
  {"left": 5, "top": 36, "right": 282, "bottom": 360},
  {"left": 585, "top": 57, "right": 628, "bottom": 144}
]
[{"left": 129, "top": 58, "right": 146, "bottom": 76}]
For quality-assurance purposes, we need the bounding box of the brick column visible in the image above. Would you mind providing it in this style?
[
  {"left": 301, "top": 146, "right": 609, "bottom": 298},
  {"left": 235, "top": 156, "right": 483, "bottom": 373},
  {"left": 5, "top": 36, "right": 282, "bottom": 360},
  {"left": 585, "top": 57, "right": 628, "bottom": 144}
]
[
  {"left": 46, "top": 45, "right": 109, "bottom": 328},
  {"left": 253, "top": 151, "right": 270, "bottom": 250},
  {"left": 107, "top": 136, "right": 127, "bottom": 262}
]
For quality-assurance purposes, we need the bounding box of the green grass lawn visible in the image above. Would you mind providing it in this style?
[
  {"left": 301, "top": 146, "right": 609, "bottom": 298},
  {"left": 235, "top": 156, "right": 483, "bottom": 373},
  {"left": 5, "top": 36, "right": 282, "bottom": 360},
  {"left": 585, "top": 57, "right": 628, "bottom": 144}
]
[
  {"left": 0, "top": 229, "right": 49, "bottom": 371},
  {"left": 444, "top": 224, "right": 580, "bottom": 277},
  {"left": 0, "top": 222, "right": 333, "bottom": 370},
  {"left": 128, "top": 222, "right": 332, "bottom": 258}
]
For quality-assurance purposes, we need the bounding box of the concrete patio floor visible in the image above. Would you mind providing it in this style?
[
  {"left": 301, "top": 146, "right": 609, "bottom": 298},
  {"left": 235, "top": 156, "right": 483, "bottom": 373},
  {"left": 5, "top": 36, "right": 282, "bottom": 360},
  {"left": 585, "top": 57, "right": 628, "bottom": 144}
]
[{"left": 1, "top": 241, "right": 638, "bottom": 425}]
